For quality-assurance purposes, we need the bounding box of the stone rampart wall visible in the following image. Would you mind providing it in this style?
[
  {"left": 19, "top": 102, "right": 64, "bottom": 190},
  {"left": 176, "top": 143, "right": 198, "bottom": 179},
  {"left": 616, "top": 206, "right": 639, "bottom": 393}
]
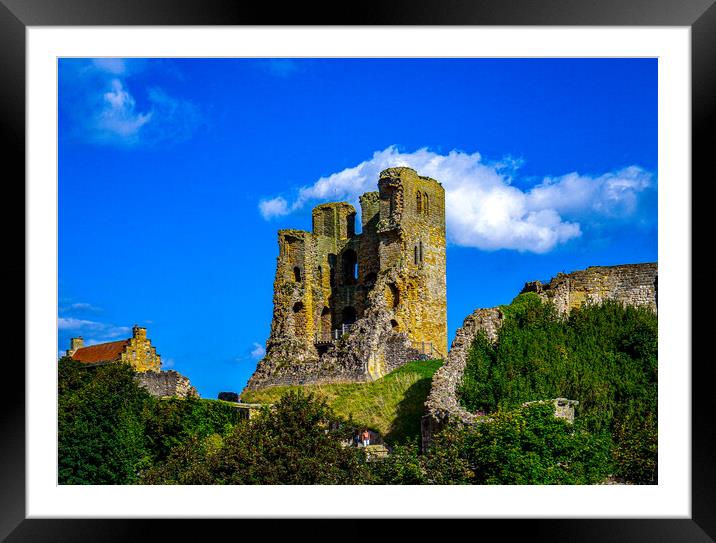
[
  {"left": 421, "top": 308, "right": 503, "bottom": 451},
  {"left": 522, "top": 263, "right": 657, "bottom": 316},
  {"left": 136, "top": 370, "right": 198, "bottom": 399}
]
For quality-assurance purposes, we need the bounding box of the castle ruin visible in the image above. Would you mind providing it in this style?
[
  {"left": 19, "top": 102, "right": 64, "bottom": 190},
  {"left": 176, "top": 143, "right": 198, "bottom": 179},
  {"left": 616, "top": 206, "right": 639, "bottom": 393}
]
[
  {"left": 244, "top": 167, "right": 447, "bottom": 391},
  {"left": 421, "top": 262, "right": 658, "bottom": 450}
]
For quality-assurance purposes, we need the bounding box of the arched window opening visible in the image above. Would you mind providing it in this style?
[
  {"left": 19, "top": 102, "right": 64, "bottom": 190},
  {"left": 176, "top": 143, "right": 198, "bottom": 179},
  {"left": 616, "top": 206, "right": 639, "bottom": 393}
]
[
  {"left": 342, "top": 306, "right": 357, "bottom": 326},
  {"left": 293, "top": 266, "right": 301, "bottom": 282},
  {"left": 386, "top": 283, "right": 400, "bottom": 309},
  {"left": 414, "top": 245, "right": 419, "bottom": 265},
  {"left": 342, "top": 249, "right": 358, "bottom": 285},
  {"left": 293, "top": 302, "right": 306, "bottom": 336},
  {"left": 328, "top": 254, "right": 336, "bottom": 287},
  {"left": 423, "top": 192, "right": 429, "bottom": 215},
  {"left": 419, "top": 241, "right": 424, "bottom": 264},
  {"left": 320, "top": 306, "right": 332, "bottom": 341},
  {"left": 416, "top": 191, "right": 423, "bottom": 214}
]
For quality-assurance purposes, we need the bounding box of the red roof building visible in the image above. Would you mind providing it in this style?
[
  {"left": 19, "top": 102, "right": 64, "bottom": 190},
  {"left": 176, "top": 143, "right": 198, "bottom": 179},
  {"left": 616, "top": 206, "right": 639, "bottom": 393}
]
[{"left": 67, "top": 325, "right": 161, "bottom": 372}]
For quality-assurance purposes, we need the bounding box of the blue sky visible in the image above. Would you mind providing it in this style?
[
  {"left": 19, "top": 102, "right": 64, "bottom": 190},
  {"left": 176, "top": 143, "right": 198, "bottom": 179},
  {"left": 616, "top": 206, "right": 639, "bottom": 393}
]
[{"left": 58, "top": 58, "right": 657, "bottom": 398}]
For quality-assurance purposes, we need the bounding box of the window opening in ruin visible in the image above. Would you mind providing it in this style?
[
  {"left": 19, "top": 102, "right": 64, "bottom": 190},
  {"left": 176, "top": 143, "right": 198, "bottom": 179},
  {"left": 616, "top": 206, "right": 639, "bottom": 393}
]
[
  {"left": 388, "top": 188, "right": 396, "bottom": 216},
  {"left": 320, "top": 306, "right": 332, "bottom": 341},
  {"left": 347, "top": 212, "right": 356, "bottom": 237},
  {"left": 387, "top": 283, "right": 400, "bottom": 308},
  {"left": 419, "top": 241, "right": 424, "bottom": 264},
  {"left": 342, "top": 249, "right": 358, "bottom": 285},
  {"left": 342, "top": 306, "right": 357, "bottom": 325},
  {"left": 328, "top": 254, "right": 336, "bottom": 287},
  {"left": 390, "top": 319, "right": 399, "bottom": 330},
  {"left": 293, "top": 302, "right": 304, "bottom": 313},
  {"left": 293, "top": 266, "right": 301, "bottom": 282},
  {"left": 414, "top": 245, "right": 419, "bottom": 265},
  {"left": 416, "top": 191, "right": 423, "bottom": 214},
  {"left": 423, "top": 192, "right": 429, "bottom": 215}
]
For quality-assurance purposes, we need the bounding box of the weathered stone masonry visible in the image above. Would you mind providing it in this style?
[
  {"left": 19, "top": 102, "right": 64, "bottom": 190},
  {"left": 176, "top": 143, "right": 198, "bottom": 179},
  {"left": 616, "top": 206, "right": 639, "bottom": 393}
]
[
  {"left": 244, "top": 167, "right": 448, "bottom": 391},
  {"left": 421, "top": 262, "right": 658, "bottom": 451},
  {"left": 67, "top": 325, "right": 198, "bottom": 399},
  {"left": 522, "top": 262, "right": 658, "bottom": 316},
  {"left": 135, "top": 370, "right": 198, "bottom": 399}
]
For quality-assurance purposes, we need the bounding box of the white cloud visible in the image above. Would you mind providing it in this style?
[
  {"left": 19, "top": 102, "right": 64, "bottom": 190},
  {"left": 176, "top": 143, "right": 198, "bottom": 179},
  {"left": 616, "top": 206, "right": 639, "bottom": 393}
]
[
  {"left": 92, "top": 79, "right": 152, "bottom": 143},
  {"left": 250, "top": 342, "right": 266, "bottom": 360},
  {"left": 259, "top": 197, "right": 290, "bottom": 219},
  {"left": 91, "top": 58, "right": 128, "bottom": 75},
  {"left": 62, "top": 60, "right": 201, "bottom": 147},
  {"left": 58, "top": 317, "right": 105, "bottom": 331},
  {"left": 58, "top": 317, "right": 131, "bottom": 339},
  {"left": 58, "top": 302, "right": 103, "bottom": 314},
  {"left": 257, "top": 146, "right": 654, "bottom": 253}
]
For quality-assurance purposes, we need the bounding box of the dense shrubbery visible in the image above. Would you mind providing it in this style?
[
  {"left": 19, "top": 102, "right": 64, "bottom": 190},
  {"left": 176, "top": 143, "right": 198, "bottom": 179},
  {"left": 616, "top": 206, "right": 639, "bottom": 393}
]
[
  {"left": 140, "top": 390, "right": 371, "bottom": 484},
  {"left": 366, "top": 402, "right": 610, "bottom": 484},
  {"left": 58, "top": 357, "right": 243, "bottom": 484},
  {"left": 457, "top": 294, "right": 658, "bottom": 483}
]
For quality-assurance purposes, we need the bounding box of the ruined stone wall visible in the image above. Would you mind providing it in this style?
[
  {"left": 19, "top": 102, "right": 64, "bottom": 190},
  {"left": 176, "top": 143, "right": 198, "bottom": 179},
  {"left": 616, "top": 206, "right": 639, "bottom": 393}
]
[
  {"left": 522, "top": 263, "right": 657, "bottom": 316},
  {"left": 136, "top": 370, "right": 198, "bottom": 399},
  {"left": 245, "top": 167, "right": 448, "bottom": 393},
  {"left": 377, "top": 168, "right": 448, "bottom": 356},
  {"left": 421, "top": 262, "right": 658, "bottom": 451},
  {"left": 421, "top": 308, "right": 503, "bottom": 451}
]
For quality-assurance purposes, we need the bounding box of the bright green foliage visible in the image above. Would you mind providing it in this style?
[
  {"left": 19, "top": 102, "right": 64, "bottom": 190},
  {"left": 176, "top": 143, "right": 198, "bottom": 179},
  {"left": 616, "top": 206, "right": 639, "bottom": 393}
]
[
  {"left": 140, "top": 390, "right": 371, "bottom": 484},
  {"left": 58, "top": 357, "right": 245, "bottom": 484},
  {"left": 458, "top": 294, "right": 658, "bottom": 483},
  {"left": 143, "top": 397, "right": 243, "bottom": 463},
  {"left": 445, "top": 403, "right": 612, "bottom": 484},
  {"left": 366, "top": 403, "right": 609, "bottom": 485},
  {"left": 58, "top": 357, "right": 153, "bottom": 484}
]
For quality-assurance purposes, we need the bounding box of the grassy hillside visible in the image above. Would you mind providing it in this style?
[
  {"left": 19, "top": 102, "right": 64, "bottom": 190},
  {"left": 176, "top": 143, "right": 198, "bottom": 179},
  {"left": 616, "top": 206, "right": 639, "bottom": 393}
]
[{"left": 240, "top": 359, "right": 442, "bottom": 445}]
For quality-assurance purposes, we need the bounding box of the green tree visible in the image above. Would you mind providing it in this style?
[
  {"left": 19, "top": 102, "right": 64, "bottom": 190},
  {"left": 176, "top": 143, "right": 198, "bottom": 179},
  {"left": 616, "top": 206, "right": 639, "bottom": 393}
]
[
  {"left": 58, "top": 357, "right": 153, "bottom": 484},
  {"left": 457, "top": 295, "right": 658, "bottom": 484},
  {"left": 140, "top": 390, "right": 371, "bottom": 484},
  {"left": 450, "top": 403, "right": 612, "bottom": 484}
]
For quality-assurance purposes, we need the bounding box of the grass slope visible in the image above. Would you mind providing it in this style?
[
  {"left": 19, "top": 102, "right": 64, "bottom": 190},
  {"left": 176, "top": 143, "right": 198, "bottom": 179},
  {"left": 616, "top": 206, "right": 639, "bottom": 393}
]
[{"left": 240, "top": 359, "right": 442, "bottom": 445}]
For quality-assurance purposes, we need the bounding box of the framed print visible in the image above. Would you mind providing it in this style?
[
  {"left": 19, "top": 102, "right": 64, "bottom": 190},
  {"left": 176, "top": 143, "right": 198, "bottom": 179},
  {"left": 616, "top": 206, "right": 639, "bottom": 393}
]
[{"left": 4, "top": 0, "right": 712, "bottom": 540}]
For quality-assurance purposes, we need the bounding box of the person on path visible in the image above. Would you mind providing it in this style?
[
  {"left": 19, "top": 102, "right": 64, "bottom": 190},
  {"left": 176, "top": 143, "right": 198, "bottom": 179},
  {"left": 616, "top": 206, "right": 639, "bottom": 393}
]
[{"left": 361, "top": 429, "right": 371, "bottom": 447}]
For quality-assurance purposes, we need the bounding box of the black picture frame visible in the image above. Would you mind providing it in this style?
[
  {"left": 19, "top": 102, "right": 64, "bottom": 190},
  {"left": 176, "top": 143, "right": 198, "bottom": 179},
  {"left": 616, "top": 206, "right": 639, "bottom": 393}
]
[{"left": 3, "top": 0, "right": 711, "bottom": 539}]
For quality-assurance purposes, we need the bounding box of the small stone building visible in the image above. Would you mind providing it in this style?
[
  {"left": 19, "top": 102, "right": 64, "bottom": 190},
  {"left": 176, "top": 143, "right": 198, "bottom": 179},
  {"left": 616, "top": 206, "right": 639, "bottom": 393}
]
[
  {"left": 66, "top": 325, "right": 198, "bottom": 398},
  {"left": 67, "top": 324, "right": 161, "bottom": 372}
]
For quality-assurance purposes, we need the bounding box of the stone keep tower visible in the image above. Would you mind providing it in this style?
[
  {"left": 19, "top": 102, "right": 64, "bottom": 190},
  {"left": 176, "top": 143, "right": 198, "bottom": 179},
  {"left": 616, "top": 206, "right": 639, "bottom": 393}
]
[{"left": 245, "top": 167, "right": 447, "bottom": 391}]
